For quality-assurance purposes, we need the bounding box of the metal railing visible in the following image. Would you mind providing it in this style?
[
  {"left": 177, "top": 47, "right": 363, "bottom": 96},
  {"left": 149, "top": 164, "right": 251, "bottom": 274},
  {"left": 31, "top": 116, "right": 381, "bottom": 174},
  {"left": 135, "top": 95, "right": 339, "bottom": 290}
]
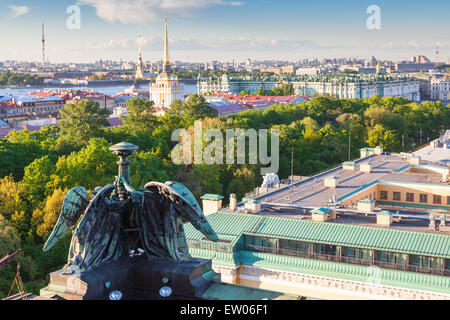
[{"left": 244, "top": 244, "right": 450, "bottom": 277}]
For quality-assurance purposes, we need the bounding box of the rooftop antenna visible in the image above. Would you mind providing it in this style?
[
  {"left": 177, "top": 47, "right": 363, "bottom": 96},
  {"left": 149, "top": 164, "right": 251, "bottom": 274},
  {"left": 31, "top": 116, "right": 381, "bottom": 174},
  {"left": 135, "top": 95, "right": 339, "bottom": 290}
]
[{"left": 42, "top": 23, "right": 46, "bottom": 72}]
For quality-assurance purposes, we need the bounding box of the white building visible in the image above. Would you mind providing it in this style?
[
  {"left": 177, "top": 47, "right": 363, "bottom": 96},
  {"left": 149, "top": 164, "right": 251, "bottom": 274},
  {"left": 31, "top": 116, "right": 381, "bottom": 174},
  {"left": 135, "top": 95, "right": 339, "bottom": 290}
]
[
  {"left": 149, "top": 15, "right": 184, "bottom": 112},
  {"left": 430, "top": 78, "right": 450, "bottom": 101},
  {"left": 292, "top": 78, "right": 420, "bottom": 101}
]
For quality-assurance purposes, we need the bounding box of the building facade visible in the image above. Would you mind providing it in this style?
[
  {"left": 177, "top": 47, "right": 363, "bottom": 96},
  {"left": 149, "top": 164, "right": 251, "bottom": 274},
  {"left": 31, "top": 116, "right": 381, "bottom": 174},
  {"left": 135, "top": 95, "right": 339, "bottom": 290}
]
[
  {"left": 149, "top": 15, "right": 185, "bottom": 111},
  {"left": 430, "top": 78, "right": 450, "bottom": 101},
  {"left": 199, "top": 75, "right": 421, "bottom": 101},
  {"left": 198, "top": 74, "right": 277, "bottom": 95},
  {"left": 292, "top": 78, "right": 420, "bottom": 101}
]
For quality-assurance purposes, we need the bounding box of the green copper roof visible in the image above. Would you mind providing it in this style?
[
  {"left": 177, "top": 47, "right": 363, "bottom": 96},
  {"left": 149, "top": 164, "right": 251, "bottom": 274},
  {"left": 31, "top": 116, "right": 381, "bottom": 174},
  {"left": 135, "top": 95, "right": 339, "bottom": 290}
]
[
  {"left": 201, "top": 194, "right": 224, "bottom": 200},
  {"left": 187, "top": 246, "right": 450, "bottom": 294},
  {"left": 239, "top": 251, "right": 450, "bottom": 295},
  {"left": 186, "top": 212, "right": 450, "bottom": 259},
  {"left": 185, "top": 212, "right": 261, "bottom": 242},
  {"left": 311, "top": 208, "right": 330, "bottom": 214},
  {"left": 201, "top": 281, "right": 300, "bottom": 300}
]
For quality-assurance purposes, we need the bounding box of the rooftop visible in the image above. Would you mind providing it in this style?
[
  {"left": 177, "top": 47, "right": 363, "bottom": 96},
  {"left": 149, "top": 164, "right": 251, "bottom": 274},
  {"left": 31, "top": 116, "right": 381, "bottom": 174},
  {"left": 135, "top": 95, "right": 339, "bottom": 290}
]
[{"left": 255, "top": 154, "right": 446, "bottom": 208}]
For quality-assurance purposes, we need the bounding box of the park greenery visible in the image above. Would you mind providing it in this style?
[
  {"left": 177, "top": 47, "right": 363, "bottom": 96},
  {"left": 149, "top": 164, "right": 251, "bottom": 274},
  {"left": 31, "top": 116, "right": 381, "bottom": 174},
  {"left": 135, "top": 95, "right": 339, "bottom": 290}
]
[
  {"left": 0, "top": 93, "right": 449, "bottom": 298},
  {"left": 0, "top": 71, "right": 44, "bottom": 87}
]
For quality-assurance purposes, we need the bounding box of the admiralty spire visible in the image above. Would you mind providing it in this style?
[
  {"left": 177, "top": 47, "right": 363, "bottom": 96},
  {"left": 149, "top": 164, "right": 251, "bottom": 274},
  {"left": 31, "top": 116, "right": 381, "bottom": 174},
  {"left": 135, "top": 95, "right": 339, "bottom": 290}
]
[{"left": 150, "top": 14, "right": 184, "bottom": 114}]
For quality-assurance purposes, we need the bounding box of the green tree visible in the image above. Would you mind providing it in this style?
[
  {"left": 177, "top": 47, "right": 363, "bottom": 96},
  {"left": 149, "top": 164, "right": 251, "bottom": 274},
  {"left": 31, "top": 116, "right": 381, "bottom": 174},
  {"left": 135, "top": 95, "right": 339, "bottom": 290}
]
[
  {"left": 272, "top": 83, "right": 295, "bottom": 96},
  {"left": 22, "top": 156, "right": 57, "bottom": 207},
  {"left": 58, "top": 100, "right": 109, "bottom": 149},
  {"left": 50, "top": 138, "right": 116, "bottom": 191},
  {"left": 31, "top": 189, "right": 66, "bottom": 239},
  {"left": 182, "top": 94, "right": 218, "bottom": 122},
  {"left": 121, "top": 98, "right": 157, "bottom": 133},
  {"left": 168, "top": 99, "right": 183, "bottom": 116},
  {"left": 367, "top": 124, "right": 399, "bottom": 151}
]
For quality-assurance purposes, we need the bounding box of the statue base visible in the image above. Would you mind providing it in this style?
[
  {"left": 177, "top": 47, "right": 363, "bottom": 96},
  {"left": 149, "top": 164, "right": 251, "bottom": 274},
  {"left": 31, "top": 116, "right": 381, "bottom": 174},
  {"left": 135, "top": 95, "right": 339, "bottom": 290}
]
[{"left": 40, "top": 256, "right": 219, "bottom": 300}]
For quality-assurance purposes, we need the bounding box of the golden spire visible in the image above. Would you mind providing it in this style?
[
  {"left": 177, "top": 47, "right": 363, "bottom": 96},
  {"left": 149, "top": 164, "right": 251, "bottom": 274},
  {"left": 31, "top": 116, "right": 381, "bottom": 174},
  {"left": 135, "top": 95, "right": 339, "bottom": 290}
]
[{"left": 163, "top": 13, "right": 171, "bottom": 73}]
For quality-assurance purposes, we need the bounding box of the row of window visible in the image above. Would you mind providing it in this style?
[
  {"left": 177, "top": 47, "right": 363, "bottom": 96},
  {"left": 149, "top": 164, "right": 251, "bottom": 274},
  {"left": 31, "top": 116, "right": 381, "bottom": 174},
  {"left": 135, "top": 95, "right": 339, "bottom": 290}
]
[
  {"left": 243, "top": 235, "right": 450, "bottom": 273},
  {"left": 379, "top": 191, "right": 449, "bottom": 205}
]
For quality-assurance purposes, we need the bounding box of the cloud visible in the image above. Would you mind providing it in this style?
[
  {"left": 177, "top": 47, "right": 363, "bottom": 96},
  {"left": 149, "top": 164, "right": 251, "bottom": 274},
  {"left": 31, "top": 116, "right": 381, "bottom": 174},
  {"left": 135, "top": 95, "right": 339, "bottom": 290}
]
[
  {"left": 212, "top": 37, "right": 325, "bottom": 51},
  {"left": 72, "top": 36, "right": 326, "bottom": 53},
  {"left": 78, "top": 0, "right": 243, "bottom": 24},
  {"left": 9, "top": 5, "right": 30, "bottom": 18}
]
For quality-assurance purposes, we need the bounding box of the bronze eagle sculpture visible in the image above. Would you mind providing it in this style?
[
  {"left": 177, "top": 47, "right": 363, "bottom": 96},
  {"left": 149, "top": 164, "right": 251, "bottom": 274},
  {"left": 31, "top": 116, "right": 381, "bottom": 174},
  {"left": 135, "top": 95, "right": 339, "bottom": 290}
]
[{"left": 43, "top": 142, "right": 218, "bottom": 273}]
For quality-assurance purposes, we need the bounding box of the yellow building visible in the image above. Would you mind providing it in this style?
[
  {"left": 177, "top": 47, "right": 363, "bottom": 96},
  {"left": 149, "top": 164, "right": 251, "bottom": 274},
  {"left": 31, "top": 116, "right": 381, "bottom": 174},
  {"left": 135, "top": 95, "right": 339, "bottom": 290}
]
[{"left": 149, "top": 14, "right": 184, "bottom": 113}]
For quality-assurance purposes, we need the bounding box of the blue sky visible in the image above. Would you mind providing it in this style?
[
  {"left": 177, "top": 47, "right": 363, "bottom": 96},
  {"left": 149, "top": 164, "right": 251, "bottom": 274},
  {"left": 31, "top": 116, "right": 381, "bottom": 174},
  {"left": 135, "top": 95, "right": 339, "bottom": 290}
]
[{"left": 1, "top": 0, "right": 449, "bottom": 63}]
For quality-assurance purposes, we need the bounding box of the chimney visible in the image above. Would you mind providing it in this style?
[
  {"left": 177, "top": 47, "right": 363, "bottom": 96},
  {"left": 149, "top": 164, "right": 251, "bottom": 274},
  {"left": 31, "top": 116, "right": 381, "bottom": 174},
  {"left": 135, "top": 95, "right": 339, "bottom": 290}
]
[
  {"left": 429, "top": 214, "right": 436, "bottom": 231},
  {"left": 229, "top": 193, "right": 237, "bottom": 211},
  {"left": 311, "top": 208, "right": 331, "bottom": 222},
  {"left": 324, "top": 176, "right": 338, "bottom": 188},
  {"left": 439, "top": 215, "right": 447, "bottom": 232},
  {"left": 244, "top": 198, "right": 261, "bottom": 213},
  {"left": 360, "top": 163, "right": 373, "bottom": 173},
  {"left": 200, "top": 194, "right": 224, "bottom": 216},
  {"left": 342, "top": 161, "right": 356, "bottom": 171},
  {"left": 357, "top": 198, "right": 375, "bottom": 212},
  {"left": 409, "top": 156, "right": 420, "bottom": 165},
  {"left": 374, "top": 146, "right": 383, "bottom": 155},
  {"left": 376, "top": 211, "right": 393, "bottom": 227}
]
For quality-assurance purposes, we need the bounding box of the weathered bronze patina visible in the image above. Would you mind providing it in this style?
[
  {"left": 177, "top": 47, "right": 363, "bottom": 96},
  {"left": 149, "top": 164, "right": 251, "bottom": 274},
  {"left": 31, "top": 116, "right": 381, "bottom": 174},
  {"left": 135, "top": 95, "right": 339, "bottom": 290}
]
[{"left": 44, "top": 142, "right": 219, "bottom": 273}]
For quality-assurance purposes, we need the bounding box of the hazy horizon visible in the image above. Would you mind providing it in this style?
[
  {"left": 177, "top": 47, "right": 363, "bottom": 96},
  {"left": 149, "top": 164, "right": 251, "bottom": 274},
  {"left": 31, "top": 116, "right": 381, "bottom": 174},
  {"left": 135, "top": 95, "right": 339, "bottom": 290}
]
[{"left": 1, "top": 0, "right": 449, "bottom": 64}]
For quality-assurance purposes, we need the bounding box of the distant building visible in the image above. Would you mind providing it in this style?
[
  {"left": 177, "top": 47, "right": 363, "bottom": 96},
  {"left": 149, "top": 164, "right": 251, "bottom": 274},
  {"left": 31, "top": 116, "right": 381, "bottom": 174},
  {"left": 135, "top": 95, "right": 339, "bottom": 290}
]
[
  {"left": 292, "top": 77, "right": 420, "bottom": 101},
  {"left": 149, "top": 15, "right": 185, "bottom": 113},
  {"left": 395, "top": 62, "right": 435, "bottom": 73},
  {"left": 205, "top": 93, "right": 310, "bottom": 117},
  {"left": 430, "top": 78, "right": 450, "bottom": 101},
  {"left": 296, "top": 68, "right": 328, "bottom": 76},
  {"left": 199, "top": 75, "right": 419, "bottom": 101},
  {"left": 199, "top": 74, "right": 278, "bottom": 95}
]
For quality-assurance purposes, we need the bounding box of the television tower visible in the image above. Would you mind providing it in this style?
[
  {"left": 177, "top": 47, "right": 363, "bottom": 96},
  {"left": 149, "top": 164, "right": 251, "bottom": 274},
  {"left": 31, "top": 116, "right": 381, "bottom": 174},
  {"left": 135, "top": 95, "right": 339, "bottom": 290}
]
[
  {"left": 435, "top": 45, "right": 440, "bottom": 64},
  {"left": 42, "top": 23, "right": 46, "bottom": 71}
]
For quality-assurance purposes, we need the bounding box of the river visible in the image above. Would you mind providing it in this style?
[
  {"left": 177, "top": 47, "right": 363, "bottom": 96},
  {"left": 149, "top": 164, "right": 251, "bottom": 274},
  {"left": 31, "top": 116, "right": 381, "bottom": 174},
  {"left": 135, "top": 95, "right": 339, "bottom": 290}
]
[{"left": 0, "top": 84, "right": 198, "bottom": 97}]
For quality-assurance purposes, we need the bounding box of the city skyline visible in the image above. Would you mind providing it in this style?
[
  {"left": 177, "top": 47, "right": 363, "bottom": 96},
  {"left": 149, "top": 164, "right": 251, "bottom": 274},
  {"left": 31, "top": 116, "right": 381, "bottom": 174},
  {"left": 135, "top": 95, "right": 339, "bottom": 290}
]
[{"left": 1, "top": 0, "right": 450, "bottom": 63}]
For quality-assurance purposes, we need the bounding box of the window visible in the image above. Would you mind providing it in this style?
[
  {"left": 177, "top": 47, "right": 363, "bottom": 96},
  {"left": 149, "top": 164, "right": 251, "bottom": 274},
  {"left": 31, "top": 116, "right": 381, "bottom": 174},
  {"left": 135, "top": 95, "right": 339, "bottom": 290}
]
[
  {"left": 410, "top": 255, "right": 441, "bottom": 269},
  {"left": 380, "top": 191, "right": 388, "bottom": 200},
  {"left": 314, "top": 243, "right": 336, "bottom": 255},
  {"left": 393, "top": 192, "right": 401, "bottom": 201},
  {"left": 375, "top": 251, "right": 406, "bottom": 264},
  {"left": 433, "top": 195, "right": 442, "bottom": 205},
  {"left": 419, "top": 194, "right": 428, "bottom": 203},
  {"left": 342, "top": 247, "right": 371, "bottom": 260},
  {"left": 406, "top": 193, "right": 414, "bottom": 202}
]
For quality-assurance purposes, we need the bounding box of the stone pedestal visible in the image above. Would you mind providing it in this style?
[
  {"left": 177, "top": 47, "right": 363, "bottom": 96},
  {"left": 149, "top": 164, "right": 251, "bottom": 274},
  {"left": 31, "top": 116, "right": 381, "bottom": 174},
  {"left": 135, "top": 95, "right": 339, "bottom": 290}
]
[{"left": 40, "top": 257, "right": 219, "bottom": 300}]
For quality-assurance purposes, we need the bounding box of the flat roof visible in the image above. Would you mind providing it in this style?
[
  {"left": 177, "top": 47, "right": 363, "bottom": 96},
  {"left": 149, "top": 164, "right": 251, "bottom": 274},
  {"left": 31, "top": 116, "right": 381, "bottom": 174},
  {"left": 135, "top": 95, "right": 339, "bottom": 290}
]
[
  {"left": 255, "top": 154, "right": 446, "bottom": 208},
  {"left": 412, "top": 144, "right": 450, "bottom": 164}
]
